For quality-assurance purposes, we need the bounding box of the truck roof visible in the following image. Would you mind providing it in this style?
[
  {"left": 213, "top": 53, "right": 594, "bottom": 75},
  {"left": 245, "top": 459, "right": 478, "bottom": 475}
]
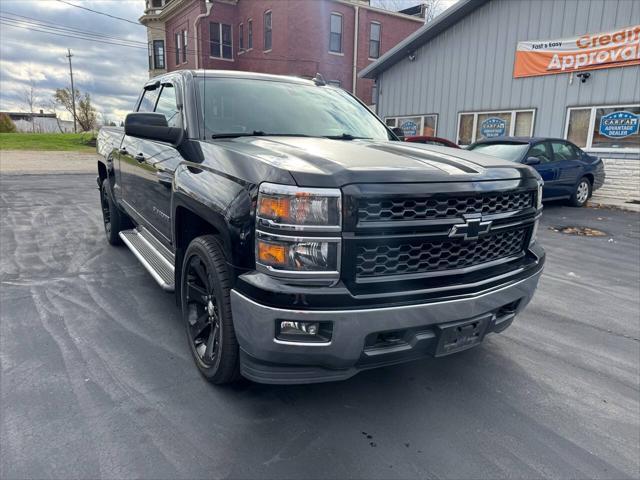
[{"left": 145, "top": 69, "right": 318, "bottom": 88}]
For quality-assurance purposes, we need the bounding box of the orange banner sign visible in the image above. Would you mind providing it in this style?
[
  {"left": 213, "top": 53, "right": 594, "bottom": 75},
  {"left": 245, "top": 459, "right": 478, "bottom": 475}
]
[{"left": 514, "top": 25, "right": 640, "bottom": 78}]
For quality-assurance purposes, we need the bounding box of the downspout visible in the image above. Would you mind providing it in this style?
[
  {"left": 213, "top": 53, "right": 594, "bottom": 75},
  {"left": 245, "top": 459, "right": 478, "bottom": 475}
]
[
  {"left": 194, "top": 1, "right": 214, "bottom": 69},
  {"left": 352, "top": 5, "right": 359, "bottom": 94}
]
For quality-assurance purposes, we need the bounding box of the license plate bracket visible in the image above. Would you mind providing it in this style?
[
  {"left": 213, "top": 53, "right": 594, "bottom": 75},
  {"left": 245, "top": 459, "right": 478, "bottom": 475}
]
[{"left": 434, "top": 316, "right": 491, "bottom": 357}]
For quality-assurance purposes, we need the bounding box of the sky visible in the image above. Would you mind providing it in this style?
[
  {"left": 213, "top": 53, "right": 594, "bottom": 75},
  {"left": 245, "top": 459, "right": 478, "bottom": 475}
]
[
  {"left": 0, "top": 0, "right": 148, "bottom": 124},
  {"left": 0, "top": 0, "right": 457, "bottom": 125}
]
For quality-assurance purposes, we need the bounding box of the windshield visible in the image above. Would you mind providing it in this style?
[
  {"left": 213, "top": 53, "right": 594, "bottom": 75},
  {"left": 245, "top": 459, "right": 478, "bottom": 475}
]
[
  {"left": 468, "top": 142, "right": 529, "bottom": 161},
  {"left": 196, "top": 77, "right": 391, "bottom": 140}
]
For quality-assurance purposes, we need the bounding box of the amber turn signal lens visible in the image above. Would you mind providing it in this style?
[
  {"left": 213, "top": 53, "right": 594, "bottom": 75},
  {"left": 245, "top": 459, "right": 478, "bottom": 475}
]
[
  {"left": 258, "top": 196, "right": 290, "bottom": 221},
  {"left": 257, "top": 240, "right": 287, "bottom": 266}
]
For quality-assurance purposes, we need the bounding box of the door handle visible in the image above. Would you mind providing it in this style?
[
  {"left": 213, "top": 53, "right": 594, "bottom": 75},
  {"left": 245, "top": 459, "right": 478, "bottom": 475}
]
[
  {"left": 135, "top": 153, "right": 145, "bottom": 163},
  {"left": 119, "top": 147, "right": 128, "bottom": 155},
  {"left": 157, "top": 171, "right": 173, "bottom": 188}
]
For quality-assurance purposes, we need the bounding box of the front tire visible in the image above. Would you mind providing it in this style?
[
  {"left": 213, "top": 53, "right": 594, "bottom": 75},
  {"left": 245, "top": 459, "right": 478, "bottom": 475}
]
[
  {"left": 570, "top": 176, "right": 592, "bottom": 207},
  {"left": 100, "top": 179, "right": 129, "bottom": 245},
  {"left": 181, "top": 235, "right": 241, "bottom": 384}
]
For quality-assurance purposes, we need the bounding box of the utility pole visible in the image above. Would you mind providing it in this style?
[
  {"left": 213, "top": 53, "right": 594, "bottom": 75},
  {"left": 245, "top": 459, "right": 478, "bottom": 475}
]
[{"left": 66, "top": 48, "right": 77, "bottom": 133}]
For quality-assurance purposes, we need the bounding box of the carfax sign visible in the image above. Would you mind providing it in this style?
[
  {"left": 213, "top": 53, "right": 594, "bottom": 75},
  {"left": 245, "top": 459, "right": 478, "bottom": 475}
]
[
  {"left": 480, "top": 117, "right": 506, "bottom": 138},
  {"left": 599, "top": 111, "right": 639, "bottom": 138},
  {"left": 400, "top": 120, "right": 419, "bottom": 136}
]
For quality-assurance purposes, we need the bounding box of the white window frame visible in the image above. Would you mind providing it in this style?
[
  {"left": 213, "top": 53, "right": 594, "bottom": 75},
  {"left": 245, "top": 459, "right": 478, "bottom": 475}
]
[
  {"left": 369, "top": 21, "right": 381, "bottom": 60},
  {"left": 209, "top": 22, "right": 234, "bottom": 62},
  {"left": 263, "top": 10, "right": 272, "bottom": 52},
  {"left": 329, "top": 12, "right": 343, "bottom": 55},
  {"left": 564, "top": 104, "right": 640, "bottom": 153},
  {"left": 456, "top": 109, "right": 536, "bottom": 146},
  {"left": 238, "top": 22, "right": 244, "bottom": 53},
  {"left": 385, "top": 114, "right": 439, "bottom": 136}
]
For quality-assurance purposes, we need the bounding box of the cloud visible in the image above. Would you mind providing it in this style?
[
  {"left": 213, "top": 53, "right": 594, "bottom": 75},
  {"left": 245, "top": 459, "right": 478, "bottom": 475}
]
[{"left": 0, "top": 0, "right": 147, "bottom": 123}]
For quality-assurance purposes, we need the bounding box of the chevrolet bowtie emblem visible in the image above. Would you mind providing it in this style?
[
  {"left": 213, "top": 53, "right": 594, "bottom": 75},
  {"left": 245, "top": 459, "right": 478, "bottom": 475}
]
[{"left": 449, "top": 214, "right": 492, "bottom": 241}]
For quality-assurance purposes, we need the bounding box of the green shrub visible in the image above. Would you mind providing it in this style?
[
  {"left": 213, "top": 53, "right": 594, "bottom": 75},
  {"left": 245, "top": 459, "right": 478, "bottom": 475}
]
[{"left": 0, "top": 113, "right": 17, "bottom": 133}]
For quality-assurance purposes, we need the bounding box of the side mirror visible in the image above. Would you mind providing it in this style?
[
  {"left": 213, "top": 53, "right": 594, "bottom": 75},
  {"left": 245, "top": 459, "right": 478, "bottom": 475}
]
[
  {"left": 524, "top": 156, "right": 541, "bottom": 166},
  {"left": 124, "top": 112, "right": 183, "bottom": 146},
  {"left": 391, "top": 127, "right": 405, "bottom": 140}
]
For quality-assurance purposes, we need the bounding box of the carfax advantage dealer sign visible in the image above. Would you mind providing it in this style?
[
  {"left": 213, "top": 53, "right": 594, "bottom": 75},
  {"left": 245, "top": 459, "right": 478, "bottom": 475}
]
[{"left": 514, "top": 25, "right": 640, "bottom": 78}]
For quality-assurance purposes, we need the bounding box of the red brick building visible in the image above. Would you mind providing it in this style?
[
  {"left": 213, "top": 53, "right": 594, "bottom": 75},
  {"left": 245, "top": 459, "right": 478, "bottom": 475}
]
[{"left": 140, "top": 0, "right": 424, "bottom": 106}]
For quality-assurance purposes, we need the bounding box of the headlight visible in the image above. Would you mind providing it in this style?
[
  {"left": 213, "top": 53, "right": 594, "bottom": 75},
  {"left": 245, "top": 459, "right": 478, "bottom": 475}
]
[
  {"left": 256, "top": 232, "right": 340, "bottom": 274},
  {"left": 256, "top": 183, "right": 342, "bottom": 284},
  {"left": 257, "top": 183, "right": 341, "bottom": 231}
]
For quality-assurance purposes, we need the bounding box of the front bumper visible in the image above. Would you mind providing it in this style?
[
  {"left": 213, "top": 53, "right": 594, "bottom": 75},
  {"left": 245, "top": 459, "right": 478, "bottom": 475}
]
[{"left": 231, "top": 260, "right": 544, "bottom": 384}]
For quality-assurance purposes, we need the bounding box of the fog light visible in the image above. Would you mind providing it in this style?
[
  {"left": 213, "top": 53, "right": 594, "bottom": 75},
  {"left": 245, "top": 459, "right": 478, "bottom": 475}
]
[{"left": 276, "top": 320, "right": 332, "bottom": 343}]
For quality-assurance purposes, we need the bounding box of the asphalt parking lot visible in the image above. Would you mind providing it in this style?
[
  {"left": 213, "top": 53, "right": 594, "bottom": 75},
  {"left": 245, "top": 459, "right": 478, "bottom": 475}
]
[{"left": 1, "top": 173, "right": 639, "bottom": 480}]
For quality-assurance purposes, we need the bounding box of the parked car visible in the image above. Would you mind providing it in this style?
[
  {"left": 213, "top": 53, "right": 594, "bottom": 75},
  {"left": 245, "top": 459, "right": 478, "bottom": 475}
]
[
  {"left": 97, "top": 70, "right": 544, "bottom": 385},
  {"left": 468, "top": 137, "right": 605, "bottom": 207},
  {"left": 405, "top": 135, "right": 460, "bottom": 148}
]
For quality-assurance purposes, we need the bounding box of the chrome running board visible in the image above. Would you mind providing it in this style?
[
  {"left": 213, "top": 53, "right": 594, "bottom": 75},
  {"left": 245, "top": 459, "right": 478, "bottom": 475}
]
[{"left": 119, "top": 228, "right": 175, "bottom": 292}]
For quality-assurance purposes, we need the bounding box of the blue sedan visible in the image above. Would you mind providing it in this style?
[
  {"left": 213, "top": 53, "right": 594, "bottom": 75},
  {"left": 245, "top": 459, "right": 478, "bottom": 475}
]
[{"left": 467, "top": 137, "right": 605, "bottom": 207}]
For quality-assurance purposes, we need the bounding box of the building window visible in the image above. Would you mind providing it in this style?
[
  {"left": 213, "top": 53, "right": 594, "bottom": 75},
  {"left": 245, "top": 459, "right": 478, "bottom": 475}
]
[
  {"left": 153, "top": 40, "right": 165, "bottom": 69},
  {"left": 369, "top": 22, "right": 381, "bottom": 59},
  {"left": 239, "top": 23, "right": 244, "bottom": 51},
  {"left": 456, "top": 109, "right": 535, "bottom": 145},
  {"left": 151, "top": 0, "right": 163, "bottom": 8},
  {"left": 385, "top": 114, "right": 438, "bottom": 137},
  {"left": 329, "top": 13, "right": 342, "bottom": 53},
  {"left": 210, "top": 22, "right": 233, "bottom": 59},
  {"left": 371, "top": 81, "right": 378, "bottom": 105},
  {"left": 248, "top": 19, "right": 253, "bottom": 49},
  {"left": 263, "top": 11, "right": 272, "bottom": 51},
  {"left": 566, "top": 105, "right": 640, "bottom": 151},
  {"left": 175, "top": 32, "right": 181, "bottom": 65},
  {"left": 182, "top": 30, "right": 188, "bottom": 63}
]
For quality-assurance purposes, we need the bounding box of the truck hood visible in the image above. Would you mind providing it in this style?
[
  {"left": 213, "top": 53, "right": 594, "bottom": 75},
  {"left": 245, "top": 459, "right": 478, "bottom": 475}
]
[{"left": 204, "top": 137, "right": 538, "bottom": 187}]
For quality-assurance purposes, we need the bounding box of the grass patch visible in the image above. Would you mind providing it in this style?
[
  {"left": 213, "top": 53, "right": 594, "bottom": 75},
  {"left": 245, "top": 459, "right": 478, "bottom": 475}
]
[{"left": 0, "top": 133, "right": 97, "bottom": 152}]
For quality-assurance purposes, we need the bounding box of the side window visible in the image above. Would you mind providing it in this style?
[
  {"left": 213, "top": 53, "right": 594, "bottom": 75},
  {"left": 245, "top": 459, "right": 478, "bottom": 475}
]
[
  {"left": 527, "top": 143, "right": 551, "bottom": 163},
  {"left": 138, "top": 88, "right": 159, "bottom": 112},
  {"left": 154, "top": 84, "right": 180, "bottom": 127},
  {"left": 550, "top": 141, "right": 578, "bottom": 161}
]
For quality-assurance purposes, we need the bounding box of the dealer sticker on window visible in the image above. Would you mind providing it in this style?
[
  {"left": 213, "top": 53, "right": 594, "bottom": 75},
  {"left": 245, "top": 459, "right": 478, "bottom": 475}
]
[{"left": 599, "top": 111, "right": 639, "bottom": 139}]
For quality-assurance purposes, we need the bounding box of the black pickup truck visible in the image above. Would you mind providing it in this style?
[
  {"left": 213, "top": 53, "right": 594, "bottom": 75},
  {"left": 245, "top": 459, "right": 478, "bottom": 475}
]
[{"left": 97, "top": 70, "right": 545, "bottom": 384}]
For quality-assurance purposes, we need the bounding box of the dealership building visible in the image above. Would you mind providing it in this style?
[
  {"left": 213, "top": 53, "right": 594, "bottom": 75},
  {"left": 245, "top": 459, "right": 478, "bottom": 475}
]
[{"left": 361, "top": 0, "right": 640, "bottom": 201}]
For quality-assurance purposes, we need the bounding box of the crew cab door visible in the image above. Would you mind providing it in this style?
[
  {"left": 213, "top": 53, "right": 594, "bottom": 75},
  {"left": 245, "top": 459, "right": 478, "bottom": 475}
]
[
  {"left": 130, "top": 82, "right": 183, "bottom": 245},
  {"left": 525, "top": 142, "right": 561, "bottom": 199},
  {"left": 120, "top": 85, "right": 160, "bottom": 221},
  {"left": 549, "top": 140, "right": 583, "bottom": 197}
]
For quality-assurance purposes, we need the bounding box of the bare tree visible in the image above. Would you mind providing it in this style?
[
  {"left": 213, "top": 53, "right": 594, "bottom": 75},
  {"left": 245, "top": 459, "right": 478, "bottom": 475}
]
[
  {"left": 22, "top": 74, "right": 37, "bottom": 133},
  {"left": 53, "top": 88, "right": 97, "bottom": 132}
]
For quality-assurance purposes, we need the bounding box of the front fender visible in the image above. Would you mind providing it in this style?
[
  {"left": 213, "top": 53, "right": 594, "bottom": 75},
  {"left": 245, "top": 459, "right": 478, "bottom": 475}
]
[{"left": 173, "top": 163, "right": 256, "bottom": 270}]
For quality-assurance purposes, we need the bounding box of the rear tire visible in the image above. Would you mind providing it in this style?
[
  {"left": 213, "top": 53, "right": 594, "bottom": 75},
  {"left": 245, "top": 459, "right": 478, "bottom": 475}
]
[
  {"left": 100, "top": 179, "right": 129, "bottom": 245},
  {"left": 570, "top": 176, "right": 592, "bottom": 207},
  {"left": 181, "top": 235, "right": 241, "bottom": 384}
]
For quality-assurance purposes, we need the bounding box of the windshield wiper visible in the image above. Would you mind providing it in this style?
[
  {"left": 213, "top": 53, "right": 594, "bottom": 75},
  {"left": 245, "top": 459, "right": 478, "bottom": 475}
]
[
  {"left": 211, "top": 131, "right": 316, "bottom": 139},
  {"left": 211, "top": 130, "right": 267, "bottom": 139},
  {"left": 323, "top": 133, "right": 372, "bottom": 140}
]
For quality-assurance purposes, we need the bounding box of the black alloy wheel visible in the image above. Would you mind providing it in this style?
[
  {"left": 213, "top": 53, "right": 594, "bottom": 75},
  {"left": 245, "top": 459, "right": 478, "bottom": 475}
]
[
  {"left": 184, "top": 254, "right": 221, "bottom": 368},
  {"left": 181, "top": 235, "right": 241, "bottom": 384},
  {"left": 100, "top": 180, "right": 128, "bottom": 245}
]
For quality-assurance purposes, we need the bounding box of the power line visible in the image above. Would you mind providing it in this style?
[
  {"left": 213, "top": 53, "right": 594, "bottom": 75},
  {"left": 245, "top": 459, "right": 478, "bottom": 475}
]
[
  {"left": 0, "top": 19, "right": 149, "bottom": 50},
  {"left": 55, "top": 0, "right": 167, "bottom": 33},
  {"left": 1, "top": 11, "right": 148, "bottom": 46}
]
